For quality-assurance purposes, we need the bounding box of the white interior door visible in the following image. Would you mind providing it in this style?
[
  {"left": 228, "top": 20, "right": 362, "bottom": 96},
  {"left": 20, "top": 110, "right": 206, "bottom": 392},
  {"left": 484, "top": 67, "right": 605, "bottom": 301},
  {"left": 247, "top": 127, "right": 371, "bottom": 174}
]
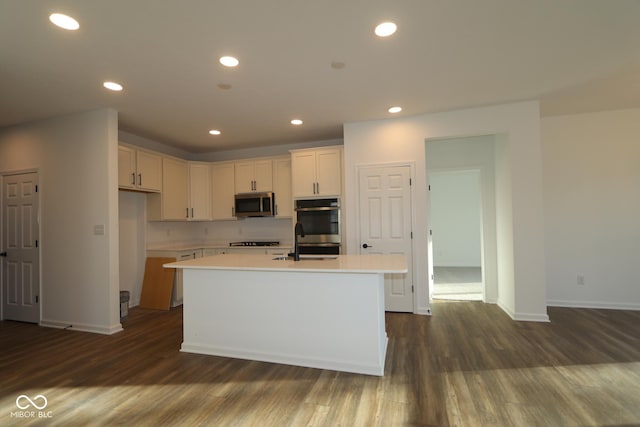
[
  {"left": 358, "top": 165, "right": 413, "bottom": 312},
  {"left": 2, "top": 172, "right": 40, "bottom": 323}
]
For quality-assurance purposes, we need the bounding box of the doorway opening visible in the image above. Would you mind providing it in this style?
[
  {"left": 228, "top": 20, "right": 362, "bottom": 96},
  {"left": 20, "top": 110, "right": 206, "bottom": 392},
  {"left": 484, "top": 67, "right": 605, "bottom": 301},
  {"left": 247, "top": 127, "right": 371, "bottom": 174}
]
[{"left": 429, "top": 169, "right": 483, "bottom": 301}]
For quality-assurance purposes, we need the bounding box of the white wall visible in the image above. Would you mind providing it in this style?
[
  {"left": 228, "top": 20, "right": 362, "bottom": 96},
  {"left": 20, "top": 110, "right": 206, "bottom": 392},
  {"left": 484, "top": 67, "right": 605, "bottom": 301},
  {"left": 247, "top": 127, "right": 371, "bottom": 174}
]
[
  {"left": 494, "top": 135, "right": 515, "bottom": 313},
  {"left": 119, "top": 191, "right": 146, "bottom": 307},
  {"left": 542, "top": 109, "right": 640, "bottom": 309},
  {"left": 430, "top": 170, "right": 482, "bottom": 267},
  {"left": 429, "top": 171, "right": 479, "bottom": 268},
  {"left": 0, "top": 109, "right": 121, "bottom": 333},
  {"left": 344, "top": 101, "right": 548, "bottom": 320}
]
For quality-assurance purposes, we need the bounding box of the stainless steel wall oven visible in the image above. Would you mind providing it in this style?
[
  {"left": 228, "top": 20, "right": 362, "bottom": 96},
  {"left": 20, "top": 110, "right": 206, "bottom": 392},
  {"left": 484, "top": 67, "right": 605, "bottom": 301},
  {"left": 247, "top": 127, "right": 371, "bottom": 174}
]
[{"left": 294, "top": 198, "right": 341, "bottom": 255}]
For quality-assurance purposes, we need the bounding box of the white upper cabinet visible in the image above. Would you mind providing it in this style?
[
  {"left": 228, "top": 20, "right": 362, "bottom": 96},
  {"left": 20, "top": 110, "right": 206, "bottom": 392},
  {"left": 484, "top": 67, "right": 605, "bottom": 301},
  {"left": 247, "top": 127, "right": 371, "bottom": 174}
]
[
  {"left": 148, "top": 157, "right": 188, "bottom": 221},
  {"left": 118, "top": 145, "right": 162, "bottom": 192},
  {"left": 188, "top": 162, "right": 212, "bottom": 221},
  {"left": 291, "top": 147, "right": 342, "bottom": 198},
  {"left": 273, "top": 156, "right": 292, "bottom": 217},
  {"left": 235, "top": 159, "right": 273, "bottom": 193},
  {"left": 211, "top": 161, "right": 236, "bottom": 220}
]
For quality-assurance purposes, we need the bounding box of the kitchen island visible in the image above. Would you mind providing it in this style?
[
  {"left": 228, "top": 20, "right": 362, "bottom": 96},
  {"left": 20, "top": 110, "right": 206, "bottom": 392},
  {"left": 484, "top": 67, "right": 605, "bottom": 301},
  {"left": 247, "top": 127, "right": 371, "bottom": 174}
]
[{"left": 164, "top": 254, "right": 407, "bottom": 376}]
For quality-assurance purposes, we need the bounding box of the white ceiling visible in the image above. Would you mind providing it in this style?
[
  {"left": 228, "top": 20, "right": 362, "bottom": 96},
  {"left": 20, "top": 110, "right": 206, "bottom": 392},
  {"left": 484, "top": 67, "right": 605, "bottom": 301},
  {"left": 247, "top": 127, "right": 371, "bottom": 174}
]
[{"left": 2, "top": 0, "right": 639, "bottom": 153}]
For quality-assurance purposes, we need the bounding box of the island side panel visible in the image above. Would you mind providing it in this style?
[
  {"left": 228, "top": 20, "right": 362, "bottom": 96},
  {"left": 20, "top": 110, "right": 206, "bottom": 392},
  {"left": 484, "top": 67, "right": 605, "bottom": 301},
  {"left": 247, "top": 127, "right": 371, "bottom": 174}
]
[{"left": 181, "top": 268, "right": 388, "bottom": 376}]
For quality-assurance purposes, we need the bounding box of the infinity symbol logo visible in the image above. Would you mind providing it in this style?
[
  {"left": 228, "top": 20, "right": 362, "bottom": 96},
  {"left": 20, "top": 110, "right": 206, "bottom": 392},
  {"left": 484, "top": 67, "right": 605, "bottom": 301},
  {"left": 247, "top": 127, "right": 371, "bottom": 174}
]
[{"left": 16, "top": 394, "right": 48, "bottom": 410}]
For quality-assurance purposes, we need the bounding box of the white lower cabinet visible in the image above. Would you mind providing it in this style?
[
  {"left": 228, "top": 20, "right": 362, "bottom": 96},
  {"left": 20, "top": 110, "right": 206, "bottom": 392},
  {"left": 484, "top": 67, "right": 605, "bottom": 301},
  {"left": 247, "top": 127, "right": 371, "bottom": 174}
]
[{"left": 209, "top": 247, "right": 291, "bottom": 256}]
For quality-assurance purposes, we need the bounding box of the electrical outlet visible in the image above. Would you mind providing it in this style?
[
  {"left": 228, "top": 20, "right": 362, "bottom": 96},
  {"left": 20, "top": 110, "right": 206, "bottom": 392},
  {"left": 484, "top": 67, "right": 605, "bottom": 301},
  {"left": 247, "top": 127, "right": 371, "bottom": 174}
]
[
  {"left": 166, "top": 229, "right": 171, "bottom": 237},
  {"left": 577, "top": 275, "right": 585, "bottom": 286}
]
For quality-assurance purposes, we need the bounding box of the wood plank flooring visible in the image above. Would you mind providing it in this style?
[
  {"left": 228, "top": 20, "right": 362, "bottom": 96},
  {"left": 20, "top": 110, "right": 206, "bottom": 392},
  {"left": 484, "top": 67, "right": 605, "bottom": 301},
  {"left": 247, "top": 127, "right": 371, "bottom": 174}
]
[
  {"left": 432, "top": 267, "right": 482, "bottom": 301},
  {"left": 1, "top": 302, "right": 639, "bottom": 426}
]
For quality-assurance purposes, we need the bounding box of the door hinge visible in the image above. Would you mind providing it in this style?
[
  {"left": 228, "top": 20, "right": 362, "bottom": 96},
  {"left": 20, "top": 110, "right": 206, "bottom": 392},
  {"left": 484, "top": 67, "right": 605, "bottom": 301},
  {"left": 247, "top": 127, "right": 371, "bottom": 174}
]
[
  {"left": 35, "top": 240, "right": 38, "bottom": 248},
  {"left": 36, "top": 295, "right": 39, "bottom": 303},
  {"left": 428, "top": 184, "right": 431, "bottom": 191},
  {"left": 410, "top": 231, "right": 413, "bottom": 239},
  {"left": 35, "top": 185, "right": 39, "bottom": 192},
  {"left": 409, "top": 178, "right": 412, "bottom": 186},
  {"left": 431, "top": 274, "right": 434, "bottom": 280},
  {"left": 429, "top": 229, "right": 432, "bottom": 236},
  {"left": 411, "top": 285, "right": 414, "bottom": 293}
]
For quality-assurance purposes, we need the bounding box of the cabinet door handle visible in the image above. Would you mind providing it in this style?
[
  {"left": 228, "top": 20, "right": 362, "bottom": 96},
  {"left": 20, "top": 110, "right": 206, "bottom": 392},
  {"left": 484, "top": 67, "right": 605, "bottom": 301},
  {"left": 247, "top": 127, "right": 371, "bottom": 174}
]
[
  {"left": 138, "top": 173, "right": 142, "bottom": 186},
  {"left": 191, "top": 208, "right": 194, "bottom": 218},
  {"left": 186, "top": 208, "right": 189, "bottom": 218},
  {"left": 131, "top": 172, "right": 136, "bottom": 186},
  {"left": 316, "top": 182, "right": 319, "bottom": 194}
]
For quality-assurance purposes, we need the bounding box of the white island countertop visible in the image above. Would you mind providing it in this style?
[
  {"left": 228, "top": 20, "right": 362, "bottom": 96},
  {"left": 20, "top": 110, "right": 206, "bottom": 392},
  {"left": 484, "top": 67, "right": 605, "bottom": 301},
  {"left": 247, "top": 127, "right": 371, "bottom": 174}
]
[{"left": 164, "top": 253, "right": 407, "bottom": 274}]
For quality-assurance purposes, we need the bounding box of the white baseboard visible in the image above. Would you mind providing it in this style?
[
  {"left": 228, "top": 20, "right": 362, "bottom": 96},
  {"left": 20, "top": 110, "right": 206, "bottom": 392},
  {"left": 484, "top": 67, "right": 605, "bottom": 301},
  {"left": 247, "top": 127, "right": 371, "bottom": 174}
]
[
  {"left": 512, "top": 312, "right": 550, "bottom": 322},
  {"left": 497, "top": 301, "right": 550, "bottom": 322},
  {"left": 40, "top": 318, "right": 123, "bottom": 335},
  {"left": 547, "top": 300, "right": 640, "bottom": 311}
]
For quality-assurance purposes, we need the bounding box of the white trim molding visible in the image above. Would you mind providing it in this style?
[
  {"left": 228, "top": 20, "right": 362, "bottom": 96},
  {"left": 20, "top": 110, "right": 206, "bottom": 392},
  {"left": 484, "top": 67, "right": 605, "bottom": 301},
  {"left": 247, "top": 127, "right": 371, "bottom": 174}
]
[
  {"left": 547, "top": 300, "right": 640, "bottom": 311},
  {"left": 498, "top": 301, "right": 550, "bottom": 322},
  {"left": 41, "top": 318, "right": 123, "bottom": 335}
]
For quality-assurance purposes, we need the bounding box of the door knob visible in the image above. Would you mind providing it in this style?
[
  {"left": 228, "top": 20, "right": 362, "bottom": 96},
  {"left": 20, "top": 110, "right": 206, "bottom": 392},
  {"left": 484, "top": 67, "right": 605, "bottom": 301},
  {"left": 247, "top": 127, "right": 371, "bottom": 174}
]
[
  {"left": 362, "top": 243, "right": 372, "bottom": 249},
  {"left": 0, "top": 251, "right": 7, "bottom": 257}
]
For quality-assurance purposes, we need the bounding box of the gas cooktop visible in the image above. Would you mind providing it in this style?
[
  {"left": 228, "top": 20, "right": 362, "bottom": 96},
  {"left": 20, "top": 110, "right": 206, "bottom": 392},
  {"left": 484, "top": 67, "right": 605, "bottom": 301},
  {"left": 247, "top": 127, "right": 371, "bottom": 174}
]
[{"left": 229, "top": 241, "right": 280, "bottom": 247}]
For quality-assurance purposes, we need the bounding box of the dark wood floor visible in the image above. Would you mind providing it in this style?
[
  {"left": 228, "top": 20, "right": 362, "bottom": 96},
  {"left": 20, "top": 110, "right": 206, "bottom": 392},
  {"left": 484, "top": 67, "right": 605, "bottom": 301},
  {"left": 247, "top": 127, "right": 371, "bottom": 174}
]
[{"left": 1, "top": 302, "right": 639, "bottom": 426}]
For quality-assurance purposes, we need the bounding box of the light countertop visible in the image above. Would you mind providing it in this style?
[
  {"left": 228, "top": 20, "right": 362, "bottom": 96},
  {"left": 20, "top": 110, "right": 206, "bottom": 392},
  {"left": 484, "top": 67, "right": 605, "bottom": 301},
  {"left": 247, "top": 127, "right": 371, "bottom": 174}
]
[{"left": 164, "top": 253, "right": 407, "bottom": 274}]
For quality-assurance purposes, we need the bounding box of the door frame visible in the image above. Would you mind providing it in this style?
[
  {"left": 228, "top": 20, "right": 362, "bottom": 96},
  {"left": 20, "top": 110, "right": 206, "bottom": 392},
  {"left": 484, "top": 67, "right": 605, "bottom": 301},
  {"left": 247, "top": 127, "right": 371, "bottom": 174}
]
[
  {"left": 0, "top": 168, "right": 41, "bottom": 322},
  {"left": 355, "top": 161, "right": 417, "bottom": 313}
]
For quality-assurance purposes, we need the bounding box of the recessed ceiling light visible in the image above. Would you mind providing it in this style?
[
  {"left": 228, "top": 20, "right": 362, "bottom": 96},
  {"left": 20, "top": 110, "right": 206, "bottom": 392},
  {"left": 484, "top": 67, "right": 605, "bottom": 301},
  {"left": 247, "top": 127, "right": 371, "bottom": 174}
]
[
  {"left": 49, "top": 13, "right": 79, "bottom": 30},
  {"left": 103, "top": 81, "right": 123, "bottom": 91},
  {"left": 375, "top": 21, "right": 397, "bottom": 37},
  {"left": 291, "top": 119, "right": 303, "bottom": 126},
  {"left": 388, "top": 106, "right": 402, "bottom": 113},
  {"left": 209, "top": 130, "right": 221, "bottom": 135},
  {"left": 219, "top": 56, "right": 239, "bottom": 67}
]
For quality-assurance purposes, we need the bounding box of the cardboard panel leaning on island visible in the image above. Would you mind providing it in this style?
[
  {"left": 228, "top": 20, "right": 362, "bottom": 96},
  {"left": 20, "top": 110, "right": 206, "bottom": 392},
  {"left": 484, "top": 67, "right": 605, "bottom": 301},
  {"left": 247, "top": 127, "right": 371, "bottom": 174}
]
[{"left": 139, "top": 257, "right": 176, "bottom": 310}]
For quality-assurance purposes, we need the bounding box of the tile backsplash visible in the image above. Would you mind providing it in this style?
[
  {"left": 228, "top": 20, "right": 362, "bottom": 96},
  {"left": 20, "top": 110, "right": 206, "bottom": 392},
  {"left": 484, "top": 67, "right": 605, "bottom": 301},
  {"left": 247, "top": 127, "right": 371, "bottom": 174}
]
[{"left": 146, "top": 217, "right": 294, "bottom": 246}]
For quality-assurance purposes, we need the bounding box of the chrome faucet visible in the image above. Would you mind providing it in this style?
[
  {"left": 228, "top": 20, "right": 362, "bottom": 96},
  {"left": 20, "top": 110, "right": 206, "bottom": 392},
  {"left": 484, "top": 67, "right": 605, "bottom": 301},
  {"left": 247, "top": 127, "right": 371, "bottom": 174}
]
[{"left": 289, "top": 222, "right": 305, "bottom": 261}]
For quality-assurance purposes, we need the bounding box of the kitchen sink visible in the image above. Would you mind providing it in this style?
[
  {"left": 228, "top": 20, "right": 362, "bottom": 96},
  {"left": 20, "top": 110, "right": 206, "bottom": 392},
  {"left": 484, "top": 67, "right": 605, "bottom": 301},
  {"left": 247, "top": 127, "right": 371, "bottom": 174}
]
[{"left": 272, "top": 255, "right": 338, "bottom": 261}]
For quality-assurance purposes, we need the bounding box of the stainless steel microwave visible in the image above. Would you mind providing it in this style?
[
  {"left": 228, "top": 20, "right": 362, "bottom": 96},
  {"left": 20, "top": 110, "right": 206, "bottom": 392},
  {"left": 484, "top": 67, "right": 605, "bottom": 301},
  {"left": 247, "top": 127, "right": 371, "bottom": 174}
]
[{"left": 234, "top": 192, "right": 275, "bottom": 218}]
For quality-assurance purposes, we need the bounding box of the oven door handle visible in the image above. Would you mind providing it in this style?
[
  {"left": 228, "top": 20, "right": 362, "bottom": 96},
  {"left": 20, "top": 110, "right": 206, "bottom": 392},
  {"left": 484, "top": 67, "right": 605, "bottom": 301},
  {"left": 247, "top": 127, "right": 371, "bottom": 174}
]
[
  {"left": 297, "top": 242, "right": 341, "bottom": 247},
  {"left": 295, "top": 206, "right": 339, "bottom": 212}
]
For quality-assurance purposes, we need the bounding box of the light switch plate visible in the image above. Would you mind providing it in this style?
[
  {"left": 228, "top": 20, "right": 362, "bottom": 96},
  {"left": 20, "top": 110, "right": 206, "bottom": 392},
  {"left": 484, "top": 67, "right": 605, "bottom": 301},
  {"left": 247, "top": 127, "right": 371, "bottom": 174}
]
[{"left": 94, "top": 224, "right": 105, "bottom": 235}]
